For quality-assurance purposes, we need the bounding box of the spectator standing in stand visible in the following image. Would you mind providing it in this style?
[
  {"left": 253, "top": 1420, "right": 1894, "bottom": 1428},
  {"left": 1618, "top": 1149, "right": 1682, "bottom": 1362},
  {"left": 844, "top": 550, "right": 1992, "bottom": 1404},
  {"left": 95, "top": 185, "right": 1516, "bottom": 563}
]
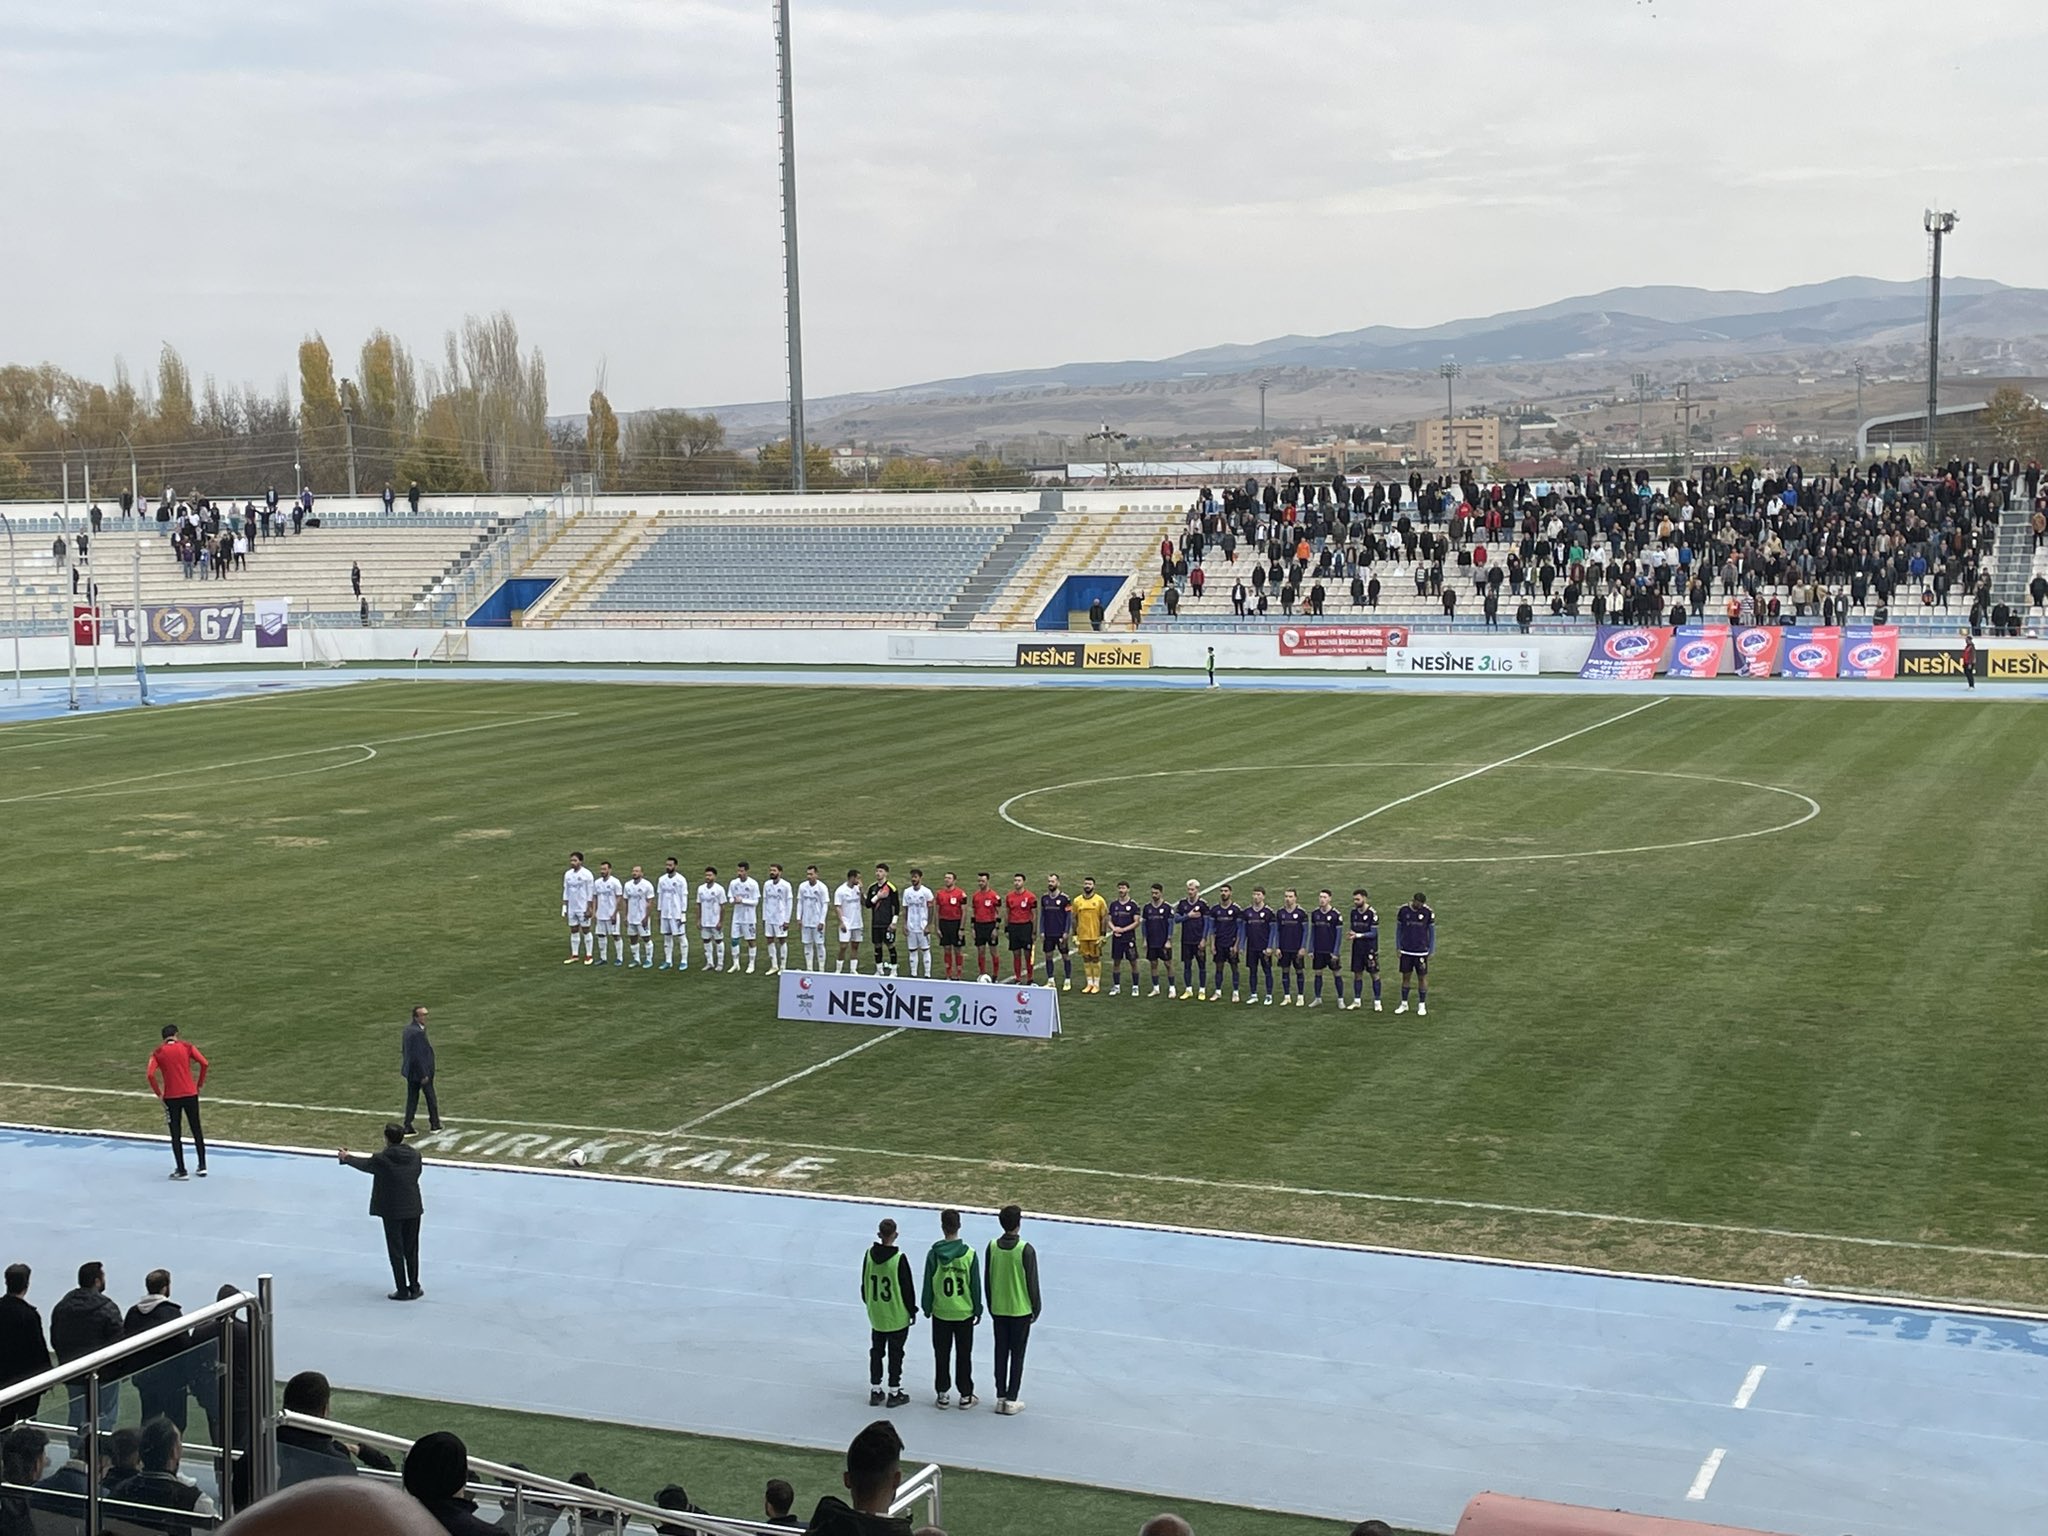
[
  {"left": 408, "top": 481, "right": 422, "bottom": 514},
  {"left": 351, "top": 563, "right": 362, "bottom": 599},
  {"left": 148, "top": 1024, "right": 210, "bottom": 1180},
  {"left": 0, "top": 1267, "right": 49, "bottom": 1427},
  {"left": 49, "top": 1263, "right": 121, "bottom": 1435}
]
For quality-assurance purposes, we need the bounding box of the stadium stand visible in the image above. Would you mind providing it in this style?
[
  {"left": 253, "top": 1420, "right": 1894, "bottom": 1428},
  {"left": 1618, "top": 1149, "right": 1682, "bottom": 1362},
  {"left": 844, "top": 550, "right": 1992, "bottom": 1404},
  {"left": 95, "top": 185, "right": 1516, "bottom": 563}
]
[
  {"left": 6, "top": 511, "right": 504, "bottom": 632},
  {"left": 559, "top": 501, "right": 1050, "bottom": 628},
  {"left": 1133, "top": 459, "right": 2042, "bottom": 638}
]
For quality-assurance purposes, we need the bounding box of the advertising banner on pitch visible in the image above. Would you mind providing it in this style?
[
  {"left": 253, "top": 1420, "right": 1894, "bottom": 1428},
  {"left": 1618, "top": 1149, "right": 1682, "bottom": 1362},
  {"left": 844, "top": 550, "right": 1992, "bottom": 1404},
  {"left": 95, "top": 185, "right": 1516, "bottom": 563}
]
[
  {"left": 1276, "top": 624, "right": 1409, "bottom": 658},
  {"left": 1780, "top": 626, "right": 1842, "bottom": 680},
  {"left": 777, "top": 972, "right": 1060, "bottom": 1039},
  {"left": 1837, "top": 626, "right": 1899, "bottom": 680},
  {"left": 1386, "top": 643, "right": 1538, "bottom": 676},
  {"left": 255, "top": 598, "right": 290, "bottom": 649},
  {"left": 1731, "top": 626, "right": 1781, "bottom": 678},
  {"left": 1665, "top": 626, "right": 1729, "bottom": 679},
  {"left": 1578, "top": 627, "right": 1673, "bottom": 680}
]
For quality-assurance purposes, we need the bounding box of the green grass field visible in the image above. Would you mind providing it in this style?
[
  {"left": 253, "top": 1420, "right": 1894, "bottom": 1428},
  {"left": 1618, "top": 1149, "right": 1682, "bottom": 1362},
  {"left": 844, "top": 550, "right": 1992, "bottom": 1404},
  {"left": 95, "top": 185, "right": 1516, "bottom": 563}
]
[{"left": 5, "top": 677, "right": 2047, "bottom": 1305}]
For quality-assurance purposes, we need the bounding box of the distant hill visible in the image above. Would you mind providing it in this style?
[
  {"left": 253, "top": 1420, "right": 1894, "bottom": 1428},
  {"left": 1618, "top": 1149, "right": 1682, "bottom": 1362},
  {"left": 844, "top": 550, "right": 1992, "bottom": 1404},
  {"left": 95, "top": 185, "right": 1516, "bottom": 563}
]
[{"left": 699, "top": 276, "right": 2048, "bottom": 448}]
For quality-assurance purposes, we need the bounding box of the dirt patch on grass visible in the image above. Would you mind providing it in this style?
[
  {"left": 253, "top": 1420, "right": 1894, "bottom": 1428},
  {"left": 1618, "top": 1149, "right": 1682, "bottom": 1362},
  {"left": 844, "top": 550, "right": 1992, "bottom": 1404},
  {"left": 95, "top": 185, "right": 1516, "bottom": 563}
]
[
  {"left": 257, "top": 835, "right": 330, "bottom": 849},
  {"left": 453, "top": 828, "right": 515, "bottom": 841},
  {"left": 137, "top": 851, "right": 189, "bottom": 861}
]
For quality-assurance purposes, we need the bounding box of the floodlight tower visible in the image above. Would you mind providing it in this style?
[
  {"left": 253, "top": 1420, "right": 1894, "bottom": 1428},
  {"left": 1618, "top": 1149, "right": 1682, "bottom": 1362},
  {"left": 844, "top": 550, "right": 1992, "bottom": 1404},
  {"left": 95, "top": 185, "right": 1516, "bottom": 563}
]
[
  {"left": 1923, "top": 209, "right": 1957, "bottom": 467},
  {"left": 775, "top": 0, "right": 808, "bottom": 491},
  {"left": 1439, "top": 359, "right": 1462, "bottom": 469}
]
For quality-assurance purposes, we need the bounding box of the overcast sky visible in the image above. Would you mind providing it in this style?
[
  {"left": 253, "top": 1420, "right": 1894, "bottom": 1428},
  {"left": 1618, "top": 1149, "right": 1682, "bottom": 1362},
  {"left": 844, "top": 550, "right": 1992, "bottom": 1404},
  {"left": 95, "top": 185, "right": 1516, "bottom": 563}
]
[{"left": 8, "top": 0, "right": 2046, "bottom": 415}]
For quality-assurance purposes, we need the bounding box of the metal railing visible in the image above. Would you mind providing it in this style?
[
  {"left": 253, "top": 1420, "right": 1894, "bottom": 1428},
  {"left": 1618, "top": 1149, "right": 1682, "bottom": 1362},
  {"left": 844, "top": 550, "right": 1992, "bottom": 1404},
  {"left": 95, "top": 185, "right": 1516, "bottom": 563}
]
[
  {"left": 281, "top": 1412, "right": 942, "bottom": 1535},
  {"left": 0, "top": 1277, "right": 277, "bottom": 1530},
  {"left": 421, "top": 501, "right": 563, "bottom": 626}
]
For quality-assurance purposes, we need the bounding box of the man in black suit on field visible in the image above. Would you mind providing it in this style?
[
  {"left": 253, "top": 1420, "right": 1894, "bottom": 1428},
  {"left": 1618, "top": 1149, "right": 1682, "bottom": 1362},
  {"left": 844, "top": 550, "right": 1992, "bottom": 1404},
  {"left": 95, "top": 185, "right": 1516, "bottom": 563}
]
[
  {"left": 400, "top": 1006, "right": 440, "bottom": 1134},
  {"left": 339, "top": 1124, "right": 425, "bottom": 1302}
]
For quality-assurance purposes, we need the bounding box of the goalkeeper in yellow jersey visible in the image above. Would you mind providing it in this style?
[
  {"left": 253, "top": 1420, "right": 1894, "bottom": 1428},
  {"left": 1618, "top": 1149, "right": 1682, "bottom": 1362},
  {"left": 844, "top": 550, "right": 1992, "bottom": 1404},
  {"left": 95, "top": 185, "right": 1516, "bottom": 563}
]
[{"left": 1070, "top": 875, "right": 1110, "bottom": 994}]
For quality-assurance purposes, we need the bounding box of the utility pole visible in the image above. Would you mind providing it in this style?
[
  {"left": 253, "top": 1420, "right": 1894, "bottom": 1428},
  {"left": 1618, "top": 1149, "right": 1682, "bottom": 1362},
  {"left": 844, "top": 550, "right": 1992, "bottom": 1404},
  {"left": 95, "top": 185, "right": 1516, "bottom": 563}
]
[
  {"left": 294, "top": 428, "right": 304, "bottom": 498},
  {"left": 1258, "top": 381, "right": 1269, "bottom": 461},
  {"left": 774, "top": 0, "right": 808, "bottom": 492},
  {"left": 1439, "top": 359, "right": 1462, "bottom": 470},
  {"left": 61, "top": 457, "right": 78, "bottom": 710},
  {"left": 117, "top": 430, "right": 148, "bottom": 705},
  {"left": 1922, "top": 210, "right": 1955, "bottom": 470},
  {"left": 1675, "top": 383, "right": 1700, "bottom": 484},
  {"left": 1085, "top": 424, "right": 1129, "bottom": 483},
  {"left": 1632, "top": 372, "right": 1651, "bottom": 456},
  {"left": 342, "top": 399, "right": 358, "bottom": 499}
]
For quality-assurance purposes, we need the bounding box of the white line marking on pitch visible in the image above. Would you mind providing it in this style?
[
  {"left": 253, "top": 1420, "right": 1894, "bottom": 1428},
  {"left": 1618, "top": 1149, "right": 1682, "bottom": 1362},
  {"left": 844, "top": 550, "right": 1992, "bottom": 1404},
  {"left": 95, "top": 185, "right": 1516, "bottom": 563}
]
[
  {"left": 1685, "top": 1447, "right": 1726, "bottom": 1501},
  {"left": 0, "top": 734, "right": 108, "bottom": 753},
  {"left": 6, "top": 1077, "right": 2046, "bottom": 1264},
  {"left": 1203, "top": 697, "right": 1668, "bottom": 890},
  {"left": 1775, "top": 1301, "right": 1802, "bottom": 1331},
  {"left": 0, "top": 710, "right": 578, "bottom": 804},
  {"left": 664, "top": 1028, "right": 909, "bottom": 1135},
  {"left": 998, "top": 758, "right": 1818, "bottom": 867},
  {"left": 1732, "top": 1363, "right": 1766, "bottom": 1408}
]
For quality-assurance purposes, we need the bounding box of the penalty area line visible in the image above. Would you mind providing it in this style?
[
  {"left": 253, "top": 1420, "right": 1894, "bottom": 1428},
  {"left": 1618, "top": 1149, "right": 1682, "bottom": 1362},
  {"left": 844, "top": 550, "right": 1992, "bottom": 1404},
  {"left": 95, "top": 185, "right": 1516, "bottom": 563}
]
[{"left": 3, "top": 1077, "right": 2044, "bottom": 1264}]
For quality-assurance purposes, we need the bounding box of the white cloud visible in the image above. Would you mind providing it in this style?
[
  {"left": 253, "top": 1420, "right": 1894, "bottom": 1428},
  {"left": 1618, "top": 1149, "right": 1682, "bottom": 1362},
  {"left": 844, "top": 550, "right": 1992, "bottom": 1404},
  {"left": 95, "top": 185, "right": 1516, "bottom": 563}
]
[{"left": 3, "top": 0, "right": 2044, "bottom": 414}]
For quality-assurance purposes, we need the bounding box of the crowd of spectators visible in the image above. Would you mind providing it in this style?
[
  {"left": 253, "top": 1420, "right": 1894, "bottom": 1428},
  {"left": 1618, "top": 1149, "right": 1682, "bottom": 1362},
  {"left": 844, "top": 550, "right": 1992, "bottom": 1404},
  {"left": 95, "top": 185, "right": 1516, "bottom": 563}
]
[{"left": 1147, "top": 457, "right": 2043, "bottom": 634}]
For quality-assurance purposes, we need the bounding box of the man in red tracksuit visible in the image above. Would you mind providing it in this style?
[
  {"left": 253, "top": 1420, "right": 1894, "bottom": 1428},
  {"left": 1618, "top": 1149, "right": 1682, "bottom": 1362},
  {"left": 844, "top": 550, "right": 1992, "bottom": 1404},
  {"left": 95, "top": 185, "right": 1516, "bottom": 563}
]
[{"left": 147, "top": 1024, "right": 210, "bottom": 1180}]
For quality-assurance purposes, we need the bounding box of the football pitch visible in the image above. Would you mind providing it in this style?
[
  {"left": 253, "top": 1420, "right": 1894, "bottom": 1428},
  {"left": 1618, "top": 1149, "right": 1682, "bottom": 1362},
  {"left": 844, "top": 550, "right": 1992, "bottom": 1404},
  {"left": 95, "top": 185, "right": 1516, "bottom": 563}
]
[{"left": 5, "top": 676, "right": 2046, "bottom": 1308}]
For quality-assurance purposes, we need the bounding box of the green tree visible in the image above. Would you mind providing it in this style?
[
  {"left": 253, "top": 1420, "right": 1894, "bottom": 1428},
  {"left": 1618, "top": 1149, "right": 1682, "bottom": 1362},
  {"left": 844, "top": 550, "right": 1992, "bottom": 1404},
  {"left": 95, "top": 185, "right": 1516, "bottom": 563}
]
[
  {"left": 621, "top": 410, "right": 746, "bottom": 492},
  {"left": 395, "top": 393, "right": 489, "bottom": 493},
  {"left": 753, "top": 438, "right": 840, "bottom": 491},
  {"left": 299, "top": 335, "right": 345, "bottom": 493},
  {"left": 877, "top": 455, "right": 941, "bottom": 489},
  {"left": 588, "top": 389, "right": 620, "bottom": 490},
  {"left": 1979, "top": 387, "right": 2048, "bottom": 461}
]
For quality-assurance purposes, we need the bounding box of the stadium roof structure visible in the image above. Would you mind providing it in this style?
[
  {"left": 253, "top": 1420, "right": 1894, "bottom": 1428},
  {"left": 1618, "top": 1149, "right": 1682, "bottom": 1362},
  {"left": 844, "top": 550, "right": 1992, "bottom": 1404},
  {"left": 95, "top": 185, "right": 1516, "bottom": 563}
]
[{"left": 1063, "top": 458, "right": 1297, "bottom": 483}]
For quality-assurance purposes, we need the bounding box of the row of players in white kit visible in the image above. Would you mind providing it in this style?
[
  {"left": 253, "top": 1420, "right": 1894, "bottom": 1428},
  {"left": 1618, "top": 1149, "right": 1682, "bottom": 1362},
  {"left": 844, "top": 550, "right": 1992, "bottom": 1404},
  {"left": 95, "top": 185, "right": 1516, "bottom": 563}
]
[{"left": 560, "top": 853, "right": 929, "bottom": 975}]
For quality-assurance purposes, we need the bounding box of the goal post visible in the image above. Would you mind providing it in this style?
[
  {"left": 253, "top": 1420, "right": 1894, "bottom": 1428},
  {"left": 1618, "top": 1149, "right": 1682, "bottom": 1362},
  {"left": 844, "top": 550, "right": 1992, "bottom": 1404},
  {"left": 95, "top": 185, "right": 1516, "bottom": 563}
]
[{"left": 301, "top": 606, "right": 346, "bottom": 669}]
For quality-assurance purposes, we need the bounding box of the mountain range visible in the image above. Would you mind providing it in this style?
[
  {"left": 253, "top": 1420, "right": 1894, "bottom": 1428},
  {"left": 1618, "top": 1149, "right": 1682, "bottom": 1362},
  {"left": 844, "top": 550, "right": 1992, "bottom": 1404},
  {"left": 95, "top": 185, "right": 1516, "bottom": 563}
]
[{"left": 703, "top": 276, "right": 2048, "bottom": 448}]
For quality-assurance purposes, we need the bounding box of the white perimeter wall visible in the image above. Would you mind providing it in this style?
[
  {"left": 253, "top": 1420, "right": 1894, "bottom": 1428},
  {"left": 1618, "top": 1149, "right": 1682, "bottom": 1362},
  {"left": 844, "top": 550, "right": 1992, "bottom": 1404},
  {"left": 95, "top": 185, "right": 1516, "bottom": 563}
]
[
  {"left": 5, "top": 626, "right": 1606, "bottom": 675},
  {"left": 15, "top": 625, "right": 2048, "bottom": 679}
]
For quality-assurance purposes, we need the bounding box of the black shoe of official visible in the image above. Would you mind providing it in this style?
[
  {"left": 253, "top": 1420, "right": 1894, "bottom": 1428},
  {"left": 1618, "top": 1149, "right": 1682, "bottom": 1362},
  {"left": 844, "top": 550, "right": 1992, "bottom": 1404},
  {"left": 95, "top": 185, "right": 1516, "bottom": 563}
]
[
  {"left": 886, "top": 1390, "right": 910, "bottom": 1409},
  {"left": 868, "top": 1389, "right": 884, "bottom": 1406},
  {"left": 170, "top": 1170, "right": 188, "bottom": 1181},
  {"left": 402, "top": 1125, "right": 416, "bottom": 1135},
  {"left": 408, "top": 1285, "right": 423, "bottom": 1299},
  {"left": 388, "top": 1290, "right": 410, "bottom": 1302}
]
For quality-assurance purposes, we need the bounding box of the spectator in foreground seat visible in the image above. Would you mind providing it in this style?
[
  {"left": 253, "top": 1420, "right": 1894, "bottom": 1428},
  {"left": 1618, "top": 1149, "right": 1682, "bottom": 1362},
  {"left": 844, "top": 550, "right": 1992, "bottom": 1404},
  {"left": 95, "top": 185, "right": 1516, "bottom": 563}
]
[
  {"left": 401, "top": 1431, "right": 497, "bottom": 1536},
  {"left": 219, "top": 1478, "right": 445, "bottom": 1536},
  {"left": 1351, "top": 1522, "right": 1395, "bottom": 1536},
  {"left": 120, "top": 1416, "right": 215, "bottom": 1533},
  {"left": 1, "top": 1425, "right": 47, "bottom": 1536},
  {"left": 765, "top": 1477, "right": 802, "bottom": 1527},
  {"left": 278, "top": 1370, "right": 395, "bottom": 1485},
  {"left": 804, "top": 1419, "right": 911, "bottom": 1535},
  {"left": 654, "top": 1482, "right": 706, "bottom": 1534},
  {"left": 1139, "top": 1517, "right": 1193, "bottom": 1536}
]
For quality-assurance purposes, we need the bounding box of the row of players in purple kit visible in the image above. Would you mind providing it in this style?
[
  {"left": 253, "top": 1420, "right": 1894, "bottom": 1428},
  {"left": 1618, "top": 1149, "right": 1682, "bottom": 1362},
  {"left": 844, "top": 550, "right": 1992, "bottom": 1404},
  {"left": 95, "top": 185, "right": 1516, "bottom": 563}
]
[{"left": 1102, "top": 882, "right": 1435, "bottom": 1013}]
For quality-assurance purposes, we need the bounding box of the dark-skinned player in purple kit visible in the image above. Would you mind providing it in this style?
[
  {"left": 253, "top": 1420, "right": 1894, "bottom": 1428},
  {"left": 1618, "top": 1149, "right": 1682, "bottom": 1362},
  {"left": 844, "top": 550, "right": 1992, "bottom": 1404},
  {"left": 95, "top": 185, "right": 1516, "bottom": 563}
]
[{"left": 1208, "top": 883, "right": 1245, "bottom": 1004}]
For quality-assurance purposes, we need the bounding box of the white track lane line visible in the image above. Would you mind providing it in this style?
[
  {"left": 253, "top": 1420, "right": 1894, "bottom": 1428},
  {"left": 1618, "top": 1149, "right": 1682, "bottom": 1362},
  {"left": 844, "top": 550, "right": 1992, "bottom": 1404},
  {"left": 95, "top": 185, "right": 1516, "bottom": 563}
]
[
  {"left": 1685, "top": 1447, "right": 1727, "bottom": 1500},
  {"left": 664, "top": 1028, "right": 909, "bottom": 1134},
  {"left": 1200, "top": 697, "right": 1668, "bottom": 891},
  {"left": 1732, "top": 1364, "right": 1766, "bottom": 1408}
]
